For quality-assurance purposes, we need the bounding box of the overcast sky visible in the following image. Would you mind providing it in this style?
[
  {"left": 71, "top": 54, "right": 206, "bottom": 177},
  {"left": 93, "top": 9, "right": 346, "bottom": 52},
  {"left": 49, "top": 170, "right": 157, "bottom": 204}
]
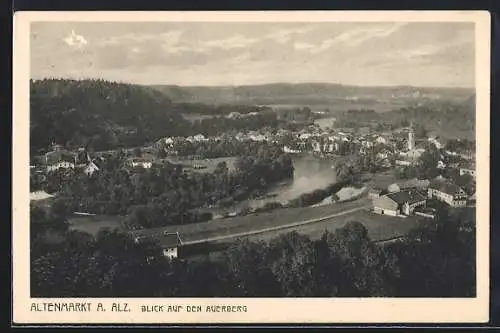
[{"left": 30, "top": 22, "right": 475, "bottom": 88}]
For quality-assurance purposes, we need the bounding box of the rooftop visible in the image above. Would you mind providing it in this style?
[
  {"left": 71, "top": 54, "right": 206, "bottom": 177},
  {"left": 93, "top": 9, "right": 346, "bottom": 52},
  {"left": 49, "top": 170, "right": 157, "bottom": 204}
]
[
  {"left": 429, "top": 179, "right": 463, "bottom": 195},
  {"left": 45, "top": 150, "right": 75, "bottom": 165},
  {"left": 393, "top": 178, "right": 430, "bottom": 189},
  {"left": 386, "top": 190, "right": 426, "bottom": 205}
]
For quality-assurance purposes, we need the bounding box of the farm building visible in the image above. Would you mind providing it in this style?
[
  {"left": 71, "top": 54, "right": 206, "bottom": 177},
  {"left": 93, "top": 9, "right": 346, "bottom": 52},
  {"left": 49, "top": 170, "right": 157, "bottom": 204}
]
[
  {"left": 373, "top": 190, "right": 427, "bottom": 217},
  {"left": 428, "top": 179, "right": 468, "bottom": 207},
  {"left": 387, "top": 178, "right": 430, "bottom": 193},
  {"left": 133, "top": 231, "right": 184, "bottom": 260}
]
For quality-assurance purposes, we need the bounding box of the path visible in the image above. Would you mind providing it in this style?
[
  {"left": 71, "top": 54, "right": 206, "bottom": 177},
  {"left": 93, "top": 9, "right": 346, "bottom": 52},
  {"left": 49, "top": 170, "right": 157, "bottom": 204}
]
[{"left": 183, "top": 202, "right": 372, "bottom": 245}]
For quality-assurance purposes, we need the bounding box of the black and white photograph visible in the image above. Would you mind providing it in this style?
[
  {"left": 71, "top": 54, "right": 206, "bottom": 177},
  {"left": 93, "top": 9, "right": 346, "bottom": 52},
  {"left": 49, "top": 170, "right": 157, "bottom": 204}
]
[{"left": 13, "top": 11, "right": 490, "bottom": 324}]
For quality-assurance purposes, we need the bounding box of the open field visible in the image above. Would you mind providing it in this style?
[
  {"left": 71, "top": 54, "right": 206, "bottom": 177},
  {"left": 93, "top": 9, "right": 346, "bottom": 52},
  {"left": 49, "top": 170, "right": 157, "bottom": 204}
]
[
  {"left": 133, "top": 198, "right": 371, "bottom": 243},
  {"left": 239, "top": 209, "right": 422, "bottom": 243},
  {"left": 67, "top": 215, "right": 125, "bottom": 236},
  {"left": 182, "top": 209, "right": 424, "bottom": 262}
]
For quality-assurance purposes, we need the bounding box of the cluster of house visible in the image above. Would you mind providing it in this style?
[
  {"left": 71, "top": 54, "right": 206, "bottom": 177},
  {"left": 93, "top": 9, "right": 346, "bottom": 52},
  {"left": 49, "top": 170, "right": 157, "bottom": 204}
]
[
  {"left": 35, "top": 144, "right": 103, "bottom": 176},
  {"left": 33, "top": 143, "right": 172, "bottom": 176},
  {"left": 370, "top": 176, "right": 474, "bottom": 218}
]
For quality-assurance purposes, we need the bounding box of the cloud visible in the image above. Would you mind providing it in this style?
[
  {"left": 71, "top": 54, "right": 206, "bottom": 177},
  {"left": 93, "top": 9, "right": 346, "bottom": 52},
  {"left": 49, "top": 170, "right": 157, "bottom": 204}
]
[
  {"left": 345, "top": 22, "right": 408, "bottom": 46},
  {"left": 99, "top": 30, "right": 183, "bottom": 47},
  {"left": 265, "top": 26, "right": 316, "bottom": 44},
  {"left": 297, "top": 23, "right": 409, "bottom": 55},
  {"left": 31, "top": 22, "right": 474, "bottom": 88},
  {"left": 201, "top": 34, "right": 258, "bottom": 50},
  {"left": 364, "top": 36, "right": 474, "bottom": 68},
  {"left": 63, "top": 30, "right": 88, "bottom": 49}
]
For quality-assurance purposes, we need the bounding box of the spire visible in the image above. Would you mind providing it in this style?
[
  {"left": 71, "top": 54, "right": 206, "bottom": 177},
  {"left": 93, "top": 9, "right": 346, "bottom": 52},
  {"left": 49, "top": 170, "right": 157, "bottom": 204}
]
[{"left": 408, "top": 122, "right": 415, "bottom": 151}]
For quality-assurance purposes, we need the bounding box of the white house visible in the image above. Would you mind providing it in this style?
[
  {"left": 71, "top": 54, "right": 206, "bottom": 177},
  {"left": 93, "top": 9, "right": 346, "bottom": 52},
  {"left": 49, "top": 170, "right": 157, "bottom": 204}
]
[
  {"left": 133, "top": 231, "right": 183, "bottom": 260},
  {"left": 83, "top": 161, "right": 100, "bottom": 176},
  {"left": 428, "top": 179, "right": 468, "bottom": 207},
  {"left": 159, "top": 231, "right": 183, "bottom": 259},
  {"left": 249, "top": 134, "right": 267, "bottom": 142},
  {"left": 284, "top": 146, "right": 302, "bottom": 154},
  {"left": 130, "top": 158, "right": 153, "bottom": 169},
  {"left": 459, "top": 164, "right": 476, "bottom": 179},
  {"left": 45, "top": 149, "right": 76, "bottom": 172},
  {"left": 395, "top": 160, "right": 411, "bottom": 166}
]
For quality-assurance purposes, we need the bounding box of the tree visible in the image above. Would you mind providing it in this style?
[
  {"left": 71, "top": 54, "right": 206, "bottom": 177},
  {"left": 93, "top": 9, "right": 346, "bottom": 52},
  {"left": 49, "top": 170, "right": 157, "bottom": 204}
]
[
  {"left": 325, "top": 221, "right": 394, "bottom": 296},
  {"left": 223, "top": 240, "right": 282, "bottom": 296},
  {"left": 267, "top": 232, "right": 317, "bottom": 296},
  {"left": 417, "top": 145, "right": 440, "bottom": 179}
]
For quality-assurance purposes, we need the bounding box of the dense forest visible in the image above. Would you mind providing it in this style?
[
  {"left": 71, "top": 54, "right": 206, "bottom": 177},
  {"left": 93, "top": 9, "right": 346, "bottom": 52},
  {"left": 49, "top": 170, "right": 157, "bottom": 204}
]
[
  {"left": 189, "top": 113, "right": 279, "bottom": 137},
  {"left": 171, "top": 103, "right": 273, "bottom": 115},
  {"left": 30, "top": 79, "right": 284, "bottom": 154},
  {"left": 31, "top": 203, "right": 476, "bottom": 298},
  {"left": 30, "top": 79, "right": 191, "bottom": 153},
  {"left": 333, "top": 98, "right": 475, "bottom": 140},
  {"left": 380, "top": 99, "right": 475, "bottom": 138},
  {"left": 42, "top": 144, "right": 294, "bottom": 229}
]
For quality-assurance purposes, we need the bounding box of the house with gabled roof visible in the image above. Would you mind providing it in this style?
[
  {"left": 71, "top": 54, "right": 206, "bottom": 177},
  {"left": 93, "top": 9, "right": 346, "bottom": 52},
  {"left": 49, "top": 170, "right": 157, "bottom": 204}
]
[
  {"left": 133, "top": 230, "right": 184, "bottom": 260},
  {"left": 373, "top": 190, "right": 427, "bottom": 217},
  {"left": 45, "top": 148, "right": 76, "bottom": 172},
  {"left": 428, "top": 178, "right": 468, "bottom": 207}
]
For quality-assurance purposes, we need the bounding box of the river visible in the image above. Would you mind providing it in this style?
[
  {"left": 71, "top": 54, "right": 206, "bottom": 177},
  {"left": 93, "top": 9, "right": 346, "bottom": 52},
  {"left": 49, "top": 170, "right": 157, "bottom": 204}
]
[
  {"left": 250, "top": 154, "right": 338, "bottom": 206},
  {"left": 207, "top": 154, "right": 339, "bottom": 216}
]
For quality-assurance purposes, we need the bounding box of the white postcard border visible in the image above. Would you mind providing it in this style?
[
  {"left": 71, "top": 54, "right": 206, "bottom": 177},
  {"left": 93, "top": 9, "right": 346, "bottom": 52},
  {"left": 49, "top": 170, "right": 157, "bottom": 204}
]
[{"left": 12, "top": 10, "right": 491, "bottom": 324}]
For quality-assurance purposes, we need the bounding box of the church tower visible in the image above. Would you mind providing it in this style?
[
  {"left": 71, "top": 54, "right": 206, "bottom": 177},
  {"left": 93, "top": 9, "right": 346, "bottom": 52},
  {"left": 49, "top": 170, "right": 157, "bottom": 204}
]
[{"left": 408, "top": 122, "right": 415, "bottom": 151}]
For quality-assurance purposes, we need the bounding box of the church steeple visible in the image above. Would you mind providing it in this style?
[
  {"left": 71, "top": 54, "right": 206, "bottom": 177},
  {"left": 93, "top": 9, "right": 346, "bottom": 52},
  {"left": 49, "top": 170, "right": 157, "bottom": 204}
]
[{"left": 408, "top": 122, "right": 415, "bottom": 151}]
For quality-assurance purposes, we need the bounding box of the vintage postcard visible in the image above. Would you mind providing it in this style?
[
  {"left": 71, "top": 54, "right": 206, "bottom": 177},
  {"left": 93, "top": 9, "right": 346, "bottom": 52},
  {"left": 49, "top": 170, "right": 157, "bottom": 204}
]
[{"left": 13, "top": 11, "right": 490, "bottom": 324}]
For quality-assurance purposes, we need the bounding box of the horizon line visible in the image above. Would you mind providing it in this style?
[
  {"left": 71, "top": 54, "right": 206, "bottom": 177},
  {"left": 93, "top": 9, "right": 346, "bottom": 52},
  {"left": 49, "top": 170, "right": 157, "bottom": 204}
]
[{"left": 29, "top": 77, "right": 475, "bottom": 91}]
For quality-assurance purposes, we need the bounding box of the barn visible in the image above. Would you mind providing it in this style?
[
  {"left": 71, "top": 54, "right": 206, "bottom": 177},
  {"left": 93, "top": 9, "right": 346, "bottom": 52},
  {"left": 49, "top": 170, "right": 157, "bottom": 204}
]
[{"left": 373, "top": 190, "right": 427, "bottom": 217}]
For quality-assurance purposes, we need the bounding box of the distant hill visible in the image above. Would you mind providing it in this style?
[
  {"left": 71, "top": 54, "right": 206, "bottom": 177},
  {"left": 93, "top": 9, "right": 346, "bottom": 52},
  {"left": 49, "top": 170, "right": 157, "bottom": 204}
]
[
  {"left": 150, "top": 83, "right": 474, "bottom": 108},
  {"left": 30, "top": 79, "right": 190, "bottom": 153}
]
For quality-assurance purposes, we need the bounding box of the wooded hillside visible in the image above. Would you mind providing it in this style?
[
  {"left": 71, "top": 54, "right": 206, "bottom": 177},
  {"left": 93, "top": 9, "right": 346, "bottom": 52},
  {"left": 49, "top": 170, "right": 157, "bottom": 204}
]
[{"left": 30, "top": 79, "right": 190, "bottom": 153}]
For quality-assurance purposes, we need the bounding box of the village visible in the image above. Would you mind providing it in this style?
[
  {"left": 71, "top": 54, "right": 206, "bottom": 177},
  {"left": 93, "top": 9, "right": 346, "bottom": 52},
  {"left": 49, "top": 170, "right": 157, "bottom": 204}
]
[{"left": 29, "top": 118, "right": 476, "bottom": 261}]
